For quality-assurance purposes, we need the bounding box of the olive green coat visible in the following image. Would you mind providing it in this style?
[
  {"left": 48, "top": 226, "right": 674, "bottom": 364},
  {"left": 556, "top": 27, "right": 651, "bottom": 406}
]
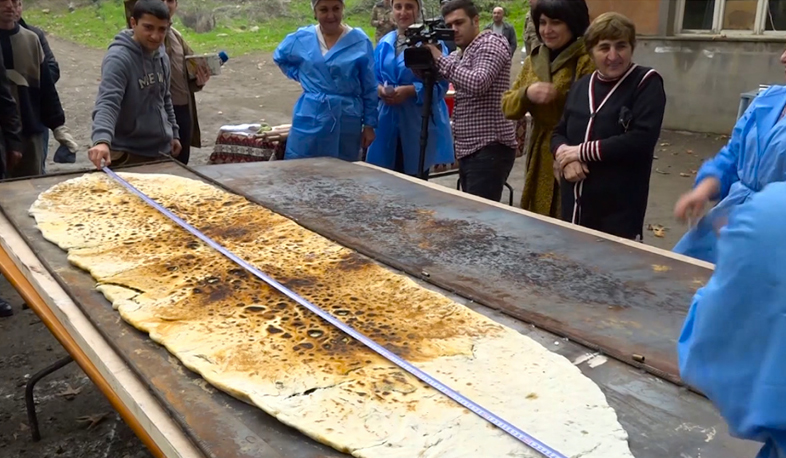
[{"left": 502, "top": 39, "right": 595, "bottom": 217}]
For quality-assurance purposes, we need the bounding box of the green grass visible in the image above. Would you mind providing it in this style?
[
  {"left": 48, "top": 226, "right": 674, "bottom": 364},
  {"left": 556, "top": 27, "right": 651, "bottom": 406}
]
[{"left": 24, "top": 0, "right": 529, "bottom": 56}]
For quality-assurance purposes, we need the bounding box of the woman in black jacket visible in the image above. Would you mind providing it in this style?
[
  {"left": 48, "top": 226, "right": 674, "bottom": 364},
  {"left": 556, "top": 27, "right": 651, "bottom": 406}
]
[{"left": 551, "top": 12, "right": 666, "bottom": 241}]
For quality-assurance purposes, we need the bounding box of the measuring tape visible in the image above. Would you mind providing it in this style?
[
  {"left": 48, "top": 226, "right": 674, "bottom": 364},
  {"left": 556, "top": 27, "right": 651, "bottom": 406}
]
[{"left": 102, "top": 167, "right": 568, "bottom": 458}]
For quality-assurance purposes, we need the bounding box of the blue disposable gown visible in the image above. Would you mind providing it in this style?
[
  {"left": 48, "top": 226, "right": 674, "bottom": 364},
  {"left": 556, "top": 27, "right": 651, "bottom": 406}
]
[
  {"left": 365, "top": 32, "right": 454, "bottom": 176},
  {"left": 674, "top": 85, "right": 786, "bottom": 263},
  {"left": 273, "top": 26, "right": 378, "bottom": 161},
  {"left": 678, "top": 181, "right": 786, "bottom": 458}
]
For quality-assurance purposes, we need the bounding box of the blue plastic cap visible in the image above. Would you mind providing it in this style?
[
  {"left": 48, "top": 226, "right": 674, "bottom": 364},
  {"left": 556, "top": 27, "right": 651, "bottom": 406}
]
[{"left": 218, "top": 51, "right": 229, "bottom": 62}]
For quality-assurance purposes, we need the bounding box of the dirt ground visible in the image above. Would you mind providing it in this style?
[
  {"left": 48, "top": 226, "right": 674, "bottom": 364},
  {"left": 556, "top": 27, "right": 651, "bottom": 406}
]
[{"left": 0, "top": 36, "right": 728, "bottom": 457}]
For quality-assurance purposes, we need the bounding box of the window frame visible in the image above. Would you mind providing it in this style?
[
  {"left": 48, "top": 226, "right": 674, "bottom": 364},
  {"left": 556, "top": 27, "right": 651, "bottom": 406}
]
[{"left": 675, "top": 0, "right": 785, "bottom": 36}]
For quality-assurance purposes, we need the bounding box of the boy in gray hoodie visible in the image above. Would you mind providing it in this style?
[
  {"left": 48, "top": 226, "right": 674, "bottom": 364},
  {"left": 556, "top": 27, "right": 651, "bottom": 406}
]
[{"left": 88, "top": 0, "right": 181, "bottom": 168}]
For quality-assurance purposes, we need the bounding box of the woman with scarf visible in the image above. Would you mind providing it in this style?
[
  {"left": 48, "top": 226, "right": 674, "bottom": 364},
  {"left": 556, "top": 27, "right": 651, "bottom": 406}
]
[
  {"left": 501, "top": 0, "right": 593, "bottom": 217},
  {"left": 365, "top": 0, "right": 454, "bottom": 179},
  {"left": 551, "top": 13, "right": 666, "bottom": 240}
]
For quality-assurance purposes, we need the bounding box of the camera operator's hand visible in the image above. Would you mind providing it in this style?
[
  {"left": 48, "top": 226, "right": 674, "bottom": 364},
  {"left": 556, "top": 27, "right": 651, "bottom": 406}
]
[
  {"left": 425, "top": 44, "right": 443, "bottom": 62},
  {"left": 526, "top": 82, "right": 558, "bottom": 105}
]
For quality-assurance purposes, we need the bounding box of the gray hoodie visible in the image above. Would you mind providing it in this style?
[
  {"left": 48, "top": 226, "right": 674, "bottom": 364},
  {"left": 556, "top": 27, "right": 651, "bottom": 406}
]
[{"left": 91, "top": 30, "right": 179, "bottom": 157}]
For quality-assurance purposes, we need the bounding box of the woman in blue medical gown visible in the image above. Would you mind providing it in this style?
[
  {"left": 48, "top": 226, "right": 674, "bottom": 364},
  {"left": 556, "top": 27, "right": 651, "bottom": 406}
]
[
  {"left": 273, "top": 0, "right": 378, "bottom": 161},
  {"left": 673, "top": 51, "right": 786, "bottom": 263},
  {"left": 678, "top": 181, "right": 786, "bottom": 458},
  {"left": 365, "top": 0, "right": 454, "bottom": 179}
]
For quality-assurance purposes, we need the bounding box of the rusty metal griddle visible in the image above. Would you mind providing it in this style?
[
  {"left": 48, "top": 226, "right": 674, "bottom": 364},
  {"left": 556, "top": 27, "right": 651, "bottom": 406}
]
[
  {"left": 194, "top": 158, "right": 709, "bottom": 384},
  {"left": 0, "top": 160, "right": 755, "bottom": 457}
]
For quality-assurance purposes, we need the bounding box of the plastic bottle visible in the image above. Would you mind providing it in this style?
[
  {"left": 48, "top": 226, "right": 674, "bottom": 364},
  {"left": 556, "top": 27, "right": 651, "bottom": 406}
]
[{"left": 218, "top": 51, "right": 229, "bottom": 66}]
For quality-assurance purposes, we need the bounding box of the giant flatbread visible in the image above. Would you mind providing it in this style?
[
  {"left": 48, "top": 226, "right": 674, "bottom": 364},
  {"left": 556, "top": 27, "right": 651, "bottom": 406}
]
[{"left": 30, "top": 172, "right": 634, "bottom": 457}]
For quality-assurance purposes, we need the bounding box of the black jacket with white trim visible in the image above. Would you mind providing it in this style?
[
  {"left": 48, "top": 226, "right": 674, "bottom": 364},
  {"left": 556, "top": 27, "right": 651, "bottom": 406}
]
[{"left": 552, "top": 64, "right": 666, "bottom": 240}]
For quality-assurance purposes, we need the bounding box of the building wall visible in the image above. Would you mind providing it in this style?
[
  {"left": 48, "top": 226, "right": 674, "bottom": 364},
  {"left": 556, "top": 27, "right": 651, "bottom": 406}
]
[
  {"left": 585, "top": 0, "right": 662, "bottom": 35},
  {"left": 634, "top": 38, "right": 784, "bottom": 133}
]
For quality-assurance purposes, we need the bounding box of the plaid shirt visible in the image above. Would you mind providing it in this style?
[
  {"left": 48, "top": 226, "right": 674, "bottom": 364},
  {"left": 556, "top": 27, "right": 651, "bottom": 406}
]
[{"left": 436, "top": 31, "right": 517, "bottom": 160}]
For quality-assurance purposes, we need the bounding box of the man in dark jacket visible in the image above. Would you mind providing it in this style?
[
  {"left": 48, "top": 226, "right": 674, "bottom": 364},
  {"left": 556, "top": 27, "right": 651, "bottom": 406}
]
[
  {"left": 0, "top": 50, "right": 22, "bottom": 318},
  {"left": 0, "top": 0, "right": 65, "bottom": 178},
  {"left": 15, "top": 0, "right": 61, "bottom": 170},
  {"left": 15, "top": 1, "right": 58, "bottom": 83},
  {"left": 484, "top": 6, "right": 516, "bottom": 58}
]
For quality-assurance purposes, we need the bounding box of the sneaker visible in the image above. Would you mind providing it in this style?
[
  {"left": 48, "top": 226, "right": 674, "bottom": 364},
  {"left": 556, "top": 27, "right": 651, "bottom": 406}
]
[{"left": 0, "top": 298, "right": 13, "bottom": 317}]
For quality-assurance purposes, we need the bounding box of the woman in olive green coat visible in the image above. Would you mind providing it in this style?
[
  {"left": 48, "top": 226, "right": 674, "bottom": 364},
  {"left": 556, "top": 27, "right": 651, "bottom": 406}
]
[{"left": 502, "top": 0, "right": 594, "bottom": 217}]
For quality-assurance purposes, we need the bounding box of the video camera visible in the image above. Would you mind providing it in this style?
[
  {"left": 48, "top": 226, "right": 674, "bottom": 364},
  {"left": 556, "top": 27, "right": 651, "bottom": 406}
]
[{"left": 403, "top": 18, "right": 455, "bottom": 71}]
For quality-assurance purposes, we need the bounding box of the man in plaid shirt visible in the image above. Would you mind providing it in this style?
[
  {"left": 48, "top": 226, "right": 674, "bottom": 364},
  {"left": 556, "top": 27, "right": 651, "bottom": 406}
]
[{"left": 427, "top": 0, "right": 517, "bottom": 202}]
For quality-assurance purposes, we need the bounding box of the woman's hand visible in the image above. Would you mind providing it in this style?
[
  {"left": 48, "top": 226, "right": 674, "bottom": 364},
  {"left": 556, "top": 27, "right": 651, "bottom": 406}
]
[
  {"left": 674, "top": 177, "right": 721, "bottom": 223},
  {"left": 381, "top": 85, "right": 416, "bottom": 106},
  {"left": 525, "top": 82, "right": 558, "bottom": 105},
  {"left": 563, "top": 161, "right": 589, "bottom": 183},
  {"left": 553, "top": 157, "right": 563, "bottom": 181},
  {"left": 361, "top": 126, "right": 376, "bottom": 149},
  {"left": 555, "top": 144, "right": 580, "bottom": 168}
]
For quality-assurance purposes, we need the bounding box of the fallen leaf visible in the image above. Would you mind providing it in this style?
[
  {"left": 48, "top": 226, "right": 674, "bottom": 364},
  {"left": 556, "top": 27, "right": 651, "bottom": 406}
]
[
  {"left": 57, "top": 384, "right": 82, "bottom": 400},
  {"left": 652, "top": 264, "right": 671, "bottom": 272},
  {"left": 679, "top": 172, "right": 691, "bottom": 177},
  {"left": 653, "top": 155, "right": 659, "bottom": 160},
  {"left": 77, "top": 413, "right": 108, "bottom": 430},
  {"left": 686, "top": 149, "right": 694, "bottom": 154},
  {"left": 647, "top": 224, "right": 667, "bottom": 239},
  {"left": 654, "top": 168, "right": 670, "bottom": 175},
  {"left": 660, "top": 142, "right": 670, "bottom": 146}
]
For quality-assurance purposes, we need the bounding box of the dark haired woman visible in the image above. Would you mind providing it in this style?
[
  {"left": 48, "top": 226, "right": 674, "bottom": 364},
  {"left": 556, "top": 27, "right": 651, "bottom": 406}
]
[
  {"left": 551, "top": 12, "right": 666, "bottom": 240},
  {"left": 502, "top": 0, "right": 594, "bottom": 217}
]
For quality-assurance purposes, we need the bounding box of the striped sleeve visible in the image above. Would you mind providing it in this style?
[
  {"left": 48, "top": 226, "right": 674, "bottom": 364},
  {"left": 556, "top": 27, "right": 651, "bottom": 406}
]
[{"left": 579, "top": 141, "right": 601, "bottom": 162}]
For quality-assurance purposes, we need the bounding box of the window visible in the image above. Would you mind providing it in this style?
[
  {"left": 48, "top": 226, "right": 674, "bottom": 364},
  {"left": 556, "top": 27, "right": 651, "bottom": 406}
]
[{"left": 677, "top": 0, "right": 786, "bottom": 34}]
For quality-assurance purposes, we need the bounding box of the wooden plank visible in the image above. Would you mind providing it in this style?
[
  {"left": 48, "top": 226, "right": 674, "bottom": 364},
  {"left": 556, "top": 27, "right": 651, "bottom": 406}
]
[{"left": 0, "top": 214, "right": 203, "bottom": 458}]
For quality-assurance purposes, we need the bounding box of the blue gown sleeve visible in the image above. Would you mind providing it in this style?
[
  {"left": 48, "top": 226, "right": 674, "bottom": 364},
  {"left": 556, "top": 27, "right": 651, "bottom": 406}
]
[
  {"left": 678, "top": 181, "right": 786, "bottom": 454},
  {"left": 413, "top": 42, "right": 450, "bottom": 105},
  {"left": 373, "top": 40, "right": 385, "bottom": 85},
  {"left": 694, "top": 102, "right": 752, "bottom": 200},
  {"left": 360, "top": 38, "right": 379, "bottom": 128},
  {"left": 273, "top": 32, "right": 300, "bottom": 82}
]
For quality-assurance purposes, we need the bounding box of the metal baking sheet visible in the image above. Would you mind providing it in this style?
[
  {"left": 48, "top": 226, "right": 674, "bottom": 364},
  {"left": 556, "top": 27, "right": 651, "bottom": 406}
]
[
  {"left": 0, "top": 161, "right": 758, "bottom": 457},
  {"left": 195, "top": 158, "right": 708, "bottom": 384}
]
